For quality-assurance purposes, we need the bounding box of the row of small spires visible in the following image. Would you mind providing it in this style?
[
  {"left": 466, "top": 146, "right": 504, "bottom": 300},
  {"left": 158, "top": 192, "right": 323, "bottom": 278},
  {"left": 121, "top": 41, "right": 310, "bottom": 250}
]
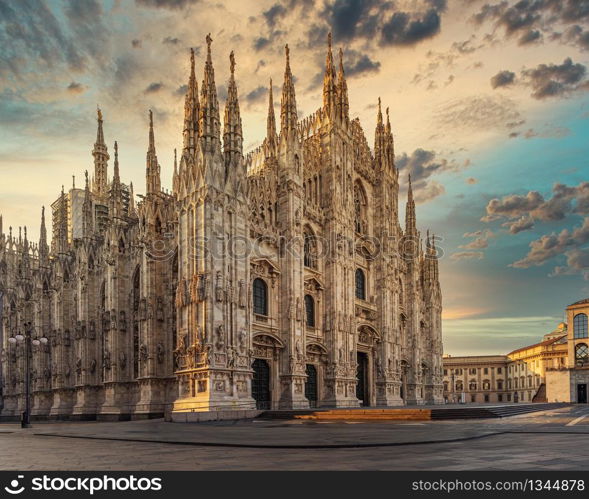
[{"left": 1, "top": 33, "right": 427, "bottom": 259}]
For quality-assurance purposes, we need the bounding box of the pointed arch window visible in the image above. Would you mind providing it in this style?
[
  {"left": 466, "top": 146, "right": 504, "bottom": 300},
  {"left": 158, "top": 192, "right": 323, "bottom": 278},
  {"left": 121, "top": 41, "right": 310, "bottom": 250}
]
[
  {"left": 355, "top": 268, "right": 366, "bottom": 300},
  {"left": 574, "top": 313, "right": 588, "bottom": 339},
  {"left": 304, "top": 228, "right": 317, "bottom": 269},
  {"left": 354, "top": 182, "right": 367, "bottom": 235},
  {"left": 253, "top": 278, "right": 268, "bottom": 316},
  {"left": 304, "top": 294, "right": 315, "bottom": 328}
]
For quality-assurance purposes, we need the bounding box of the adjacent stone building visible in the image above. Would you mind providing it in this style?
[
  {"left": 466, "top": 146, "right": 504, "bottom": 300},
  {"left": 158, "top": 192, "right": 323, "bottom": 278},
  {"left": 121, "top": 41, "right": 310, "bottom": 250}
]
[
  {"left": 0, "top": 35, "right": 444, "bottom": 421},
  {"left": 546, "top": 299, "right": 589, "bottom": 403},
  {"left": 443, "top": 323, "right": 568, "bottom": 404}
]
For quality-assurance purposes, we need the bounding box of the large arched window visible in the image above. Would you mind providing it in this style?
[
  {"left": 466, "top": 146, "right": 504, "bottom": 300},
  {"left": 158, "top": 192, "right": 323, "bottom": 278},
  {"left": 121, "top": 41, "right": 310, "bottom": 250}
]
[
  {"left": 576, "top": 343, "right": 589, "bottom": 364},
  {"left": 355, "top": 268, "right": 366, "bottom": 300},
  {"left": 574, "top": 313, "right": 588, "bottom": 339},
  {"left": 354, "top": 182, "right": 367, "bottom": 234},
  {"left": 253, "top": 278, "right": 268, "bottom": 316},
  {"left": 304, "top": 295, "right": 315, "bottom": 327},
  {"left": 304, "top": 228, "right": 317, "bottom": 269}
]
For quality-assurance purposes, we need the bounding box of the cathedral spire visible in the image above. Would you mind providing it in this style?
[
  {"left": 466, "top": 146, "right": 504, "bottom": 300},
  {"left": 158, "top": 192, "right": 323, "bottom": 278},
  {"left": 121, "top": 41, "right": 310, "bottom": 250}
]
[
  {"left": 337, "top": 47, "right": 349, "bottom": 121},
  {"left": 199, "top": 34, "right": 221, "bottom": 149},
  {"left": 223, "top": 50, "right": 243, "bottom": 165},
  {"left": 39, "top": 206, "right": 49, "bottom": 265},
  {"left": 173, "top": 148, "right": 179, "bottom": 193},
  {"left": 406, "top": 174, "right": 417, "bottom": 237},
  {"left": 113, "top": 141, "right": 120, "bottom": 185},
  {"left": 374, "top": 97, "right": 386, "bottom": 164},
  {"left": 322, "top": 32, "right": 337, "bottom": 118},
  {"left": 280, "top": 44, "right": 298, "bottom": 135},
  {"left": 57, "top": 185, "right": 69, "bottom": 253},
  {"left": 92, "top": 107, "right": 109, "bottom": 196},
  {"left": 111, "top": 141, "right": 124, "bottom": 217},
  {"left": 146, "top": 110, "right": 161, "bottom": 194},
  {"left": 82, "top": 170, "right": 94, "bottom": 237},
  {"left": 265, "top": 78, "right": 277, "bottom": 157},
  {"left": 183, "top": 47, "right": 200, "bottom": 156}
]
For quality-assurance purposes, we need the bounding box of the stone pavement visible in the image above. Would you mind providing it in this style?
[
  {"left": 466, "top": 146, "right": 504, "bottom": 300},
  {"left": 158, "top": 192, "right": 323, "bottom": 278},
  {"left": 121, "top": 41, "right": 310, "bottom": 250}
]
[{"left": 0, "top": 405, "right": 588, "bottom": 470}]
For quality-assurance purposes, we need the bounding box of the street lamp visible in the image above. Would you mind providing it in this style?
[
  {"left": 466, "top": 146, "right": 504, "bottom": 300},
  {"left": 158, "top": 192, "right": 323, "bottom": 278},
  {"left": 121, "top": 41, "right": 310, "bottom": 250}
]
[{"left": 8, "top": 322, "right": 48, "bottom": 428}]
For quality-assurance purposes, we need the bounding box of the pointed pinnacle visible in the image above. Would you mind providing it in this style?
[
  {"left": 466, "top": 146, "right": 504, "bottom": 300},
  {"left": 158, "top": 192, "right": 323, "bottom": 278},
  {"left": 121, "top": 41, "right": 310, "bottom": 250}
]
[{"left": 230, "top": 50, "right": 236, "bottom": 76}]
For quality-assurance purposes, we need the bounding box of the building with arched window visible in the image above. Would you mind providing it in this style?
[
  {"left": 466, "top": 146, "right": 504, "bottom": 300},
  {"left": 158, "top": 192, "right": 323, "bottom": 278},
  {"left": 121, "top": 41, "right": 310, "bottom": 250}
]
[
  {"left": 0, "top": 34, "right": 444, "bottom": 421},
  {"left": 546, "top": 298, "right": 589, "bottom": 403}
]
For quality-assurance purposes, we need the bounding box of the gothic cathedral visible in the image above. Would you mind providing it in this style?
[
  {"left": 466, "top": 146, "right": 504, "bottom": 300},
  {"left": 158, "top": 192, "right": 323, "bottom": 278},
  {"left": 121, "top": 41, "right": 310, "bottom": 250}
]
[{"left": 0, "top": 34, "right": 443, "bottom": 420}]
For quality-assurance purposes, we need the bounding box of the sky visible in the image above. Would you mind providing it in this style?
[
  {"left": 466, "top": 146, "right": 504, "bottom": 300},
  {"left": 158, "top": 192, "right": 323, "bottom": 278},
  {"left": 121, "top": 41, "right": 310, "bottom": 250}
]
[{"left": 0, "top": 0, "right": 588, "bottom": 356}]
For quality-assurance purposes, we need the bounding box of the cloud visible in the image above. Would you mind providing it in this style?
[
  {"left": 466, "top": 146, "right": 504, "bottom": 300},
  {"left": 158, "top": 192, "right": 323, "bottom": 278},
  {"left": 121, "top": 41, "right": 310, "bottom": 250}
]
[
  {"left": 397, "top": 149, "right": 451, "bottom": 183},
  {"left": 511, "top": 217, "right": 589, "bottom": 271},
  {"left": 0, "top": 0, "right": 104, "bottom": 76},
  {"left": 490, "top": 70, "right": 515, "bottom": 89},
  {"left": 436, "top": 95, "right": 522, "bottom": 132},
  {"left": 145, "top": 82, "right": 164, "bottom": 93},
  {"left": 344, "top": 50, "right": 381, "bottom": 77},
  {"left": 522, "top": 57, "right": 588, "bottom": 99},
  {"left": 451, "top": 251, "right": 484, "bottom": 261},
  {"left": 502, "top": 215, "right": 535, "bottom": 234},
  {"left": 518, "top": 29, "right": 542, "bottom": 45},
  {"left": 135, "top": 0, "right": 199, "bottom": 9},
  {"left": 466, "top": 177, "right": 478, "bottom": 185},
  {"left": 132, "top": 39, "right": 142, "bottom": 48},
  {"left": 381, "top": 9, "right": 442, "bottom": 46},
  {"left": 163, "top": 36, "right": 180, "bottom": 45},
  {"left": 263, "top": 4, "right": 287, "bottom": 28},
  {"left": 67, "top": 82, "right": 86, "bottom": 94},
  {"left": 396, "top": 148, "right": 461, "bottom": 203},
  {"left": 245, "top": 85, "right": 267, "bottom": 106},
  {"left": 460, "top": 229, "right": 494, "bottom": 250},
  {"left": 253, "top": 37, "right": 270, "bottom": 52},
  {"left": 482, "top": 182, "right": 589, "bottom": 224}
]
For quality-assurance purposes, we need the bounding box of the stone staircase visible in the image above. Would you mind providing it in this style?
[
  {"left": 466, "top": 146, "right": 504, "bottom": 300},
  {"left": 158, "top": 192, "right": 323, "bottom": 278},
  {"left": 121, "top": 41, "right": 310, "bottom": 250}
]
[
  {"left": 532, "top": 383, "right": 547, "bottom": 403},
  {"left": 257, "top": 403, "right": 567, "bottom": 421}
]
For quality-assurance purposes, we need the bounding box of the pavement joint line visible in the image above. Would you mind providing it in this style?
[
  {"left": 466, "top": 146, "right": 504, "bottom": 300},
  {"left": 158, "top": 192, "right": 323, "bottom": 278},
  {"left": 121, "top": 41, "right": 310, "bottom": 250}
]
[
  {"left": 27, "top": 428, "right": 589, "bottom": 449},
  {"left": 565, "top": 414, "right": 588, "bottom": 426},
  {"left": 31, "top": 431, "right": 508, "bottom": 449}
]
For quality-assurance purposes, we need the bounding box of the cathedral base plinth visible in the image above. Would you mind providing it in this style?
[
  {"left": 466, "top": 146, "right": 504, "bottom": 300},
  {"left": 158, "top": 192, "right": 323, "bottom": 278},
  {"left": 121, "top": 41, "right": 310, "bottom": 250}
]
[
  {"left": 97, "top": 382, "right": 135, "bottom": 420},
  {"left": 170, "top": 368, "right": 256, "bottom": 416},
  {"left": 49, "top": 388, "right": 75, "bottom": 418},
  {"left": 278, "top": 374, "right": 310, "bottom": 409},
  {"left": 132, "top": 377, "right": 175, "bottom": 418},
  {"left": 321, "top": 378, "right": 361, "bottom": 408},
  {"left": 72, "top": 385, "right": 100, "bottom": 419},
  {"left": 404, "top": 383, "right": 425, "bottom": 405},
  {"left": 375, "top": 381, "right": 405, "bottom": 406}
]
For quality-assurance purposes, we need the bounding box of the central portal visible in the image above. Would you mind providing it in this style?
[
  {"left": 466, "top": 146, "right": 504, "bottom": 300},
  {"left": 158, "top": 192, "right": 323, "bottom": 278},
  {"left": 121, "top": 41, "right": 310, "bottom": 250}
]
[
  {"left": 356, "top": 352, "right": 369, "bottom": 406},
  {"left": 252, "top": 358, "right": 271, "bottom": 409},
  {"left": 305, "top": 364, "right": 318, "bottom": 408}
]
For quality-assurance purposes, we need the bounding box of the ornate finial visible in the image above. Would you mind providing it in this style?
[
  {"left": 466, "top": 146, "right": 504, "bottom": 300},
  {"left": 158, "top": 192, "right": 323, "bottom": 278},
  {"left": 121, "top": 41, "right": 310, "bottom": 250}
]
[
  {"left": 85, "top": 170, "right": 89, "bottom": 187},
  {"left": 386, "top": 106, "right": 390, "bottom": 119},
  {"left": 206, "top": 33, "right": 212, "bottom": 53},
  {"left": 328, "top": 31, "right": 332, "bottom": 49},
  {"left": 378, "top": 97, "right": 381, "bottom": 111},
  {"left": 149, "top": 109, "right": 153, "bottom": 127},
  {"left": 285, "top": 44, "right": 290, "bottom": 64},
  {"left": 97, "top": 106, "right": 102, "bottom": 121},
  {"left": 230, "top": 50, "right": 236, "bottom": 75},
  {"left": 72, "top": 175, "right": 75, "bottom": 189},
  {"left": 190, "top": 47, "right": 195, "bottom": 66},
  {"left": 114, "top": 140, "right": 118, "bottom": 156},
  {"left": 339, "top": 47, "right": 343, "bottom": 64}
]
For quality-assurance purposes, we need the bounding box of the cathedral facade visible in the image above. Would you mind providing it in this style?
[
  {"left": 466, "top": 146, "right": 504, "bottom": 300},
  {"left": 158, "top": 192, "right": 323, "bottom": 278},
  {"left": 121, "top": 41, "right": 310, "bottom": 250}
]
[{"left": 0, "top": 35, "right": 443, "bottom": 420}]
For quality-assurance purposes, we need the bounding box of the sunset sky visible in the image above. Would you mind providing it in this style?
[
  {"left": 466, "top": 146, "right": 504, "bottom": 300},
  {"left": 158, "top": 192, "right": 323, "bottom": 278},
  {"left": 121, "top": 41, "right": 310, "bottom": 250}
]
[{"left": 1, "top": 0, "right": 588, "bottom": 355}]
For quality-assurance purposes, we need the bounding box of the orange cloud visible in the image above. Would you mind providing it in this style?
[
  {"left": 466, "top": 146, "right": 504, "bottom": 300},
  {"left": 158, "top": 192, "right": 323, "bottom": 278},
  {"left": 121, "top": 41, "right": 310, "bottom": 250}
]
[{"left": 442, "top": 307, "right": 488, "bottom": 320}]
